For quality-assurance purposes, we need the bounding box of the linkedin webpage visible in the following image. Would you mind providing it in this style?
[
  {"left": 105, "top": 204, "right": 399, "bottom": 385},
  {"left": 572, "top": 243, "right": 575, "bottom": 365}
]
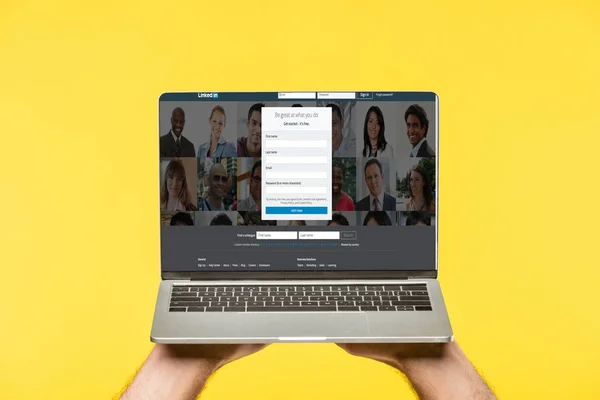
[{"left": 159, "top": 92, "right": 437, "bottom": 271}]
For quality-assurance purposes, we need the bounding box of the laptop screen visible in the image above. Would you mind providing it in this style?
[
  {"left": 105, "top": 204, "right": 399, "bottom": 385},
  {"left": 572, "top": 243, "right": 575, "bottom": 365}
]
[{"left": 158, "top": 92, "right": 437, "bottom": 272}]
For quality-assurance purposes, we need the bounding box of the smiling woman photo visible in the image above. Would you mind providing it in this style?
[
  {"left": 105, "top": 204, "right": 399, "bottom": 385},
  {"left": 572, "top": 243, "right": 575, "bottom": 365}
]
[
  {"left": 361, "top": 105, "right": 394, "bottom": 157},
  {"left": 160, "top": 159, "right": 198, "bottom": 212},
  {"left": 405, "top": 164, "right": 435, "bottom": 212},
  {"left": 332, "top": 161, "right": 355, "bottom": 211},
  {"left": 197, "top": 105, "right": 236, "bottom": 162}
]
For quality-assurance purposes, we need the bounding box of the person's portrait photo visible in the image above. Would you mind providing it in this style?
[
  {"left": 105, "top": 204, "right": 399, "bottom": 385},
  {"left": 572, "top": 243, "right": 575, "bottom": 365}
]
[
  {"left": 360, "top": 211, "right": 395, "bottom": 226},
  {"left": 194, "top": 211, "right": 238, "bottom": 226},
  {"left": 159, "top": 158, "right": 198, "bottom": 212},
  {"left": 234, "top": 158, "right": 261, "bottom": 212},
  {"left": 332, "top": 159, "right": 356, "bottom": 211},
  {"left": 238, "top": 102, "right": 273, "bottom": 157},
  {"left": 355, "top": 158, "right": 397, "bottom": 211},
  {"left": 399, "top": 211, "right": 435, "bottom": 226},
  {"left": 396, "top": 157, "right": 436, "bottom": 212},
  {"left": 317, "top": 101, "right": 357, "bottom": 157},
  {"left": 355, "top": 102, "right": 398, "bottom": 158},
  {"left": 238, "top": 211, "right": 276, "bottom": 226},
  {"left": 195, "top": 104, "right": 238, "bottom": 162},
  {"left": 159, "top": 106, "right": 197, "bottom": 157},
  {"left": 160, "top": 211, "right": 195, "bottom": 226},
  {"left": 197, "top": 158, "right": 237, "bottom": 212},
  {"left": 397, "top": 102, "right": 436, "bottom": 157}
]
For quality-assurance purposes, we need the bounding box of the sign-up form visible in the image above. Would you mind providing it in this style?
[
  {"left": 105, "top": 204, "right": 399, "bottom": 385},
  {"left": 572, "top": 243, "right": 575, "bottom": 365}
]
[{"left": 261, "top": 107, "right": 332, "bottom": 220}]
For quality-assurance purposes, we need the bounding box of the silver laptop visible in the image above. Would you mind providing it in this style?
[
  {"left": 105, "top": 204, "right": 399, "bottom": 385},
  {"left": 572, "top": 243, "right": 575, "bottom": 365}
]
[{"left": 151, "top": 91, "right": 453, "bottom": 343}]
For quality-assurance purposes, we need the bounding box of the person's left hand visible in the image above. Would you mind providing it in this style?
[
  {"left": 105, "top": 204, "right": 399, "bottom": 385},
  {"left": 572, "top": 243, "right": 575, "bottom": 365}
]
[{"left": 156, "top": 343, "right": 269, "bottom": 372}]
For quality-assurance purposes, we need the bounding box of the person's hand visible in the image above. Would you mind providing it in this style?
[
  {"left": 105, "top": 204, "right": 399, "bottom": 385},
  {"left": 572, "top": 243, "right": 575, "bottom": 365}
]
[
  {"left": 336, "top": 342, "right": 450, "bottom": 373},
  {"left": 157, "top": 343, "right": 269, "bottom": 372},
  {"left": 337, "top": 341, "right": 497, "bottom": 399}
]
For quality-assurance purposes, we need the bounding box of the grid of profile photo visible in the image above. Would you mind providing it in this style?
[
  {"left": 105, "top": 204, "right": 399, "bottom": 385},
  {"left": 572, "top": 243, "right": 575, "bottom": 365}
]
[{"left": 158, "top": 99, "right": 437, "bottom": 228}]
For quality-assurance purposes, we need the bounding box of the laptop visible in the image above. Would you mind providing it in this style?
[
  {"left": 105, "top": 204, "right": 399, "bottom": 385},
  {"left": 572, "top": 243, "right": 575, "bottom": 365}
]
[{"left": 150, "top": 91, "right": 453, "bottom": 343}]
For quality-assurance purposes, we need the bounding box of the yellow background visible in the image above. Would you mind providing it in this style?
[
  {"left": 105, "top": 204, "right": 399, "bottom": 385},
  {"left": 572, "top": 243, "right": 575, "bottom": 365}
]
[{"left": 1, "top": 0, "right": 599, "bottom": 399}]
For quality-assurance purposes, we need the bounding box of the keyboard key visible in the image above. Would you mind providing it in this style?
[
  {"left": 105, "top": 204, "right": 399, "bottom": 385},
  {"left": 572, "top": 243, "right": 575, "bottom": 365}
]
[
  {"left": 366, "top": 286, "right": 384, "bottom": 290},
  {"left": 412, "top": 291, "right": 428, "bottom": 296},
  {"left": 331, "top": 286, "right": 346, "bottom": 291},
  {"left": 257, "top": 296, "right": 272, "bottom": 301},
  {"left": 283, "top": 301, "right": 301, "bottom": 306},
  {"left": 221, "top": 297, "right": 236, "bottom": 302},
  {"left": 328, "top": 296, "right": 344, "bottom": 301},
  {"left": 271, "top": 291, "right": 287, "bottom": 296},
  {"left": 338, "top": 301, "right": 354, "bottom": 306},
  {"left": 172, "top": 292, "right": 198, "bottom": 297},
  {"left": 289, "top": 291, "right": 304, "bottom": 296},
  {"left": 247, "top": 306, "right": 336, "bottom": 312},
  {"left": 211, "top": 302, "right": 228, "bottom": 307},
  {"left": 206, "top": 307, "right": 223, "bottom": 312},
  {"left": 187, "top": 307, "right": 205, "bottom": 312},
  {"left": 324, "top": 291, "right": 339, "bottom": 296},
  {"left": 396, "top": 301, "right": 431, "bottom": 306},
  {"left": 224, "top": 307, "right": 246, "bottom": 312},
  {"left": 169, "top": 307, "right": 186, "bottom": 312},
  {"left": 240, "top": 296, "right": 254, "bottom": 302},
  {"left": 357, "top": 301, "right": 372, "bottom": 306},
  {"left": 248, "top": 302, "right": 263, "bottom": 307},
  {"left": 360, "top": 306, "right": 378, "bottom": 311},
  {"left": 310, "top": 296, "right": 327, "bottom": 301},
  {"left": 307, "top": 291, "right": 322, "bottom": 296},
  {"left": 349, "top": 286, "right": 365, "bottom": 291},
  {"left": 320, "top": 301, "right": 336, "bottom": 307},
  {"left": 415, "top": 306, "right": 433, "bottom": 311},
  {"left": 402, "top": 285, "right": 427, "bottom": 291},
  {"left": 292, "top": 296, "right": 309, "bottom": 301},
  {"left": 373, "top": 301, "right": 390, "bottom": 306},
  {"left": 273, "top": 296, "right": 287, "bottom": 301},
  {"left": 170, "top": 301, "right": 207, "bottom": 307},
  {"left": 338, "top": 306, "right": 360, "bottom": 311},
  {"left": 202, "top": 297, "right": 218, "bottom": 302},
  {"left": 172, "top": 287, "right": 189, "bottom": 292},
  {"left": 278, "top": 286, "right": 295, "bottom": 290},
  {"left": 230, "top": 302, "right": 245, "bottom": 307},
  {"left": 266, "top": 301, "right": 283, "bottom": 307},
  {"left": 384, "top": 285, "right": 401, "bottom": 290},
  {"left": 379, "top": 306, "right": 396, "bottom": 311},
  {"left": 401, "top": 296, "right": 430, "bottom": 301},
  {"left": 302, "top": 301, "right": 319, "bottom": 306},
  {"left": 346, "top": 296, "right": 362, "bottom": 301}
]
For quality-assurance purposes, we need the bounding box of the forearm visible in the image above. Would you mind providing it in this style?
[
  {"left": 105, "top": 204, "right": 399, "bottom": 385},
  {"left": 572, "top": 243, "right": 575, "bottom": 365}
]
[
  {"left": 398, "top": 341, "right": 496, "bottom": 400},
  {"left": 120, "top": 344, "right": 218, "bottom": 400}
]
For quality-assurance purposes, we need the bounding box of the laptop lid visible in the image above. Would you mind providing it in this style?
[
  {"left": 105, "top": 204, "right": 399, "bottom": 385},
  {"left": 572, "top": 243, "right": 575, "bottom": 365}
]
[{"left": 157, "top": 91, "right": 438, "bottom": 280}]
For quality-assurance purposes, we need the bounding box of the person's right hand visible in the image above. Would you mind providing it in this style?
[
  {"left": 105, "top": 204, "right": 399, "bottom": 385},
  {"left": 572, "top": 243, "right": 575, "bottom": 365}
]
[
  {"left": 336, "top": 342, "right": 451, "bottom": 373},
  {"left": 337, "top": 341, "right": 497, "bottom": 399}
]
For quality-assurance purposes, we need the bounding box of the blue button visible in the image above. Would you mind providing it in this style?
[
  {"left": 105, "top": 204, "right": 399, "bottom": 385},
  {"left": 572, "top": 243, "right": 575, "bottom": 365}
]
[{"left": 266, "top": 207, "right": 328, "bottom": 215}]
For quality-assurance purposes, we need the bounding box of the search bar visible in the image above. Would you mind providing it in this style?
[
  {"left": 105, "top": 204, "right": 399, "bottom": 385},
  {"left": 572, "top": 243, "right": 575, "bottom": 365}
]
[
  {"left": 317, "top": 92, "right": 356, "bottom": 99},
  {"left": 278, "top": 92, "right": 316, "bottom": 99}
]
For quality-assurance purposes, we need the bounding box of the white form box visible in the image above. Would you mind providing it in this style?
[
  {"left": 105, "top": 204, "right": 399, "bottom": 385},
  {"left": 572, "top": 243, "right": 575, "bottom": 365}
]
[{"left": 261, "top": 107, "right": 332, "bottom": 220}]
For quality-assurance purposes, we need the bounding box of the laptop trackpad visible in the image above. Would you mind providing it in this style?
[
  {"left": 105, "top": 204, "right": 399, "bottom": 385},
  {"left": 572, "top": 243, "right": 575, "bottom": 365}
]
[{"left": 190, "top": 312, "right": 369, "bottom": 340}]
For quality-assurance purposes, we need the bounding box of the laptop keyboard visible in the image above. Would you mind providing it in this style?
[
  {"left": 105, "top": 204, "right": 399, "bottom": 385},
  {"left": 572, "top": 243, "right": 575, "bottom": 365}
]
[{"left": 169, "top": 284, "right": 432, "bottom": 312}]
